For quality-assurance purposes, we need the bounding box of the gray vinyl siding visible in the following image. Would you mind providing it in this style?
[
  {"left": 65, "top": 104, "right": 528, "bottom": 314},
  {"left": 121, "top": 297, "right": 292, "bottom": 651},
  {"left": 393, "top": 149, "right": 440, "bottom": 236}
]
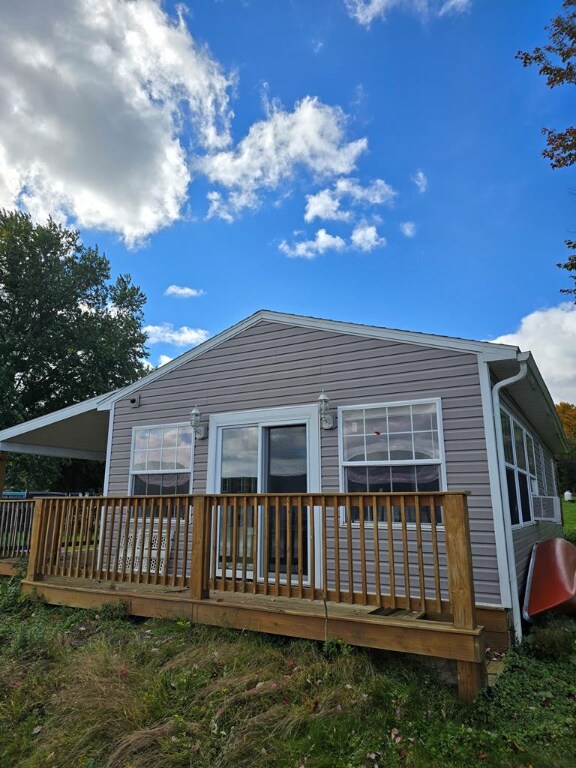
[{"left": 108, "top": 319, "right": 501, "bottom": 604}]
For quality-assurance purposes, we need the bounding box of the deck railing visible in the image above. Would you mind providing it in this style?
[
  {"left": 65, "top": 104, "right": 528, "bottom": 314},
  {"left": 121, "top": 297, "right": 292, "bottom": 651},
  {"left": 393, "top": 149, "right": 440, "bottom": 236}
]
[
  {"left": 26, "top": 491, "right": 475, "bottom": 628},
  {"left": 0, "top": 499, "right": 35, "bottom": 559}
]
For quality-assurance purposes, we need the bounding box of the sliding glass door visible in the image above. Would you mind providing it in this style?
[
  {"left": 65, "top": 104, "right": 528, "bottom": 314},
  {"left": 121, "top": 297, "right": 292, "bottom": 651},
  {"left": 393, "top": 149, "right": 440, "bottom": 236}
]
[{"left": 210, "top": 406, "right": 320, "bottom": 585}]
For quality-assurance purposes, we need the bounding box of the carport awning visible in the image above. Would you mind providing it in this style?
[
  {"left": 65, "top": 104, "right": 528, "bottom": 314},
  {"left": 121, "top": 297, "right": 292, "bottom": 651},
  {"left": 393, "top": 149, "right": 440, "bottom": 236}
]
[{"left": 0, "top": 394, "right": 112, "bottom": 461}]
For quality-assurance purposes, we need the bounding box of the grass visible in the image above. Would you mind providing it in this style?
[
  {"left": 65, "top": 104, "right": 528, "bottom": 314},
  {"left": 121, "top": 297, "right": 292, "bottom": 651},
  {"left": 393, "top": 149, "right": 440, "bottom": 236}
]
[
  {"left": 0, "top": 578, "right": 575, "bottom": 768},
  {"left": 562, "top": 499, "right": 576, "bottom": 543}
]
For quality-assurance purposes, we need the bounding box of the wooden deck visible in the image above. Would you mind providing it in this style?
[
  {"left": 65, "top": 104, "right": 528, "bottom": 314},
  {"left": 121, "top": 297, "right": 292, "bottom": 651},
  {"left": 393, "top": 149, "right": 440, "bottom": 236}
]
[{"left": 4, "top": 491, "right": 488, "bottom": 699}]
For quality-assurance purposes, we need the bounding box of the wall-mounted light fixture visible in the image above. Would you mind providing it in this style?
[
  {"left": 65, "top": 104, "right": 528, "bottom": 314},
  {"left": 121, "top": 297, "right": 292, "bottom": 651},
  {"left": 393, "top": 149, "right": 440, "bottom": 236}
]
[
  {"left": 318, "top": 389, "right": 335, "bottom": 430},
  {"left": 190, "top": 405, "right": 208, "bottom": 440}
]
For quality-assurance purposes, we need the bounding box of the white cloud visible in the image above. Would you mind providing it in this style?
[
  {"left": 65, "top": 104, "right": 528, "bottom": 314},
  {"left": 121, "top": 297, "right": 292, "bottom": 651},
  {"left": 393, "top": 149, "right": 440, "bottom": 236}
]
[
  {"left": 344, "top": 0, "right": 471, "bottom": 27},
  {"left": 279, "top": 228, "right": 347, "bottom": 260},
  {"left": 304, "top": 189, "right": 351, "bottom": 223},
  {"left": 351, "top": 222, "right": 386, "bottom": 251},
  {"left": 202, "top": 96, "right": 367, "bottom": 221},
  {"left": 164, "top": 285, "right": 206, "bottom": 298},
  {"left": 492, "top": 303, "right": 576, "bottom": 403},
  {"left": 412, "top": 169, "right": 428, "bottom": 193},
  {"left": 304, "top": 177, "right": 396, "bottom": 222},
  {"left": 145, "top": 323, "right": 210, "bottom": 347},
  {"left": 0, "top": 0, "right": 234, "bottom": 245},
  {"left": 400, "top": 221, "right": 416, "bottom": 237},
  {"left": 158, "top": 354, "right": 174, "bottom": 367}
]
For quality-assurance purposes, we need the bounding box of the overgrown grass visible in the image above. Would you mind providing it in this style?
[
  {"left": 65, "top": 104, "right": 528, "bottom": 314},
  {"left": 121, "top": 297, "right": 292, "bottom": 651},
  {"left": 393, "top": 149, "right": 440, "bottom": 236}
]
[{"left": 0, "top": 576, "right": 574, "bottom": 768}]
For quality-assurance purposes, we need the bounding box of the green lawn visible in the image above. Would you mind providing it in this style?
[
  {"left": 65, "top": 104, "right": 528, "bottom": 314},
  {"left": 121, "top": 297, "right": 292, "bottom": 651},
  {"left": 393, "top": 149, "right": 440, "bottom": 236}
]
[
  {"left": 562, "top": 499, "right": 576, "bottom": 542},
  {"left": 0, "top": 576, "right": 575, "bottom": 768}
]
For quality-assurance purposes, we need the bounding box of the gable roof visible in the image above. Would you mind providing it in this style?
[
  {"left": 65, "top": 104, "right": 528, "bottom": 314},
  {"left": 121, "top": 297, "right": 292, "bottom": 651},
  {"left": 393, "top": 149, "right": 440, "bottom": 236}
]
[{"left": 97, "top": 309, "right": 521, "bottom": 409}]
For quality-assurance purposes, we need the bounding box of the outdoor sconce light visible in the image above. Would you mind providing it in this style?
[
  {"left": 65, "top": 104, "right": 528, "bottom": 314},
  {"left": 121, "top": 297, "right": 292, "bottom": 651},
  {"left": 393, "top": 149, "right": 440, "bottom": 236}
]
[
  {"left": 190, "top": 405, "right": 208, "bottom": 440},
  {"left": 318, "top": 389, "right": 335, "bottom": 430}
]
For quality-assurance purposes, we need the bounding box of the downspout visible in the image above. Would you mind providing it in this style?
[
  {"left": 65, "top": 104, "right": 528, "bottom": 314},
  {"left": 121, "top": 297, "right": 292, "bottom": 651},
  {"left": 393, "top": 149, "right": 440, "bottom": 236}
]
[{"left": 491, "top": 351, "right": 530, "bottom": 642}]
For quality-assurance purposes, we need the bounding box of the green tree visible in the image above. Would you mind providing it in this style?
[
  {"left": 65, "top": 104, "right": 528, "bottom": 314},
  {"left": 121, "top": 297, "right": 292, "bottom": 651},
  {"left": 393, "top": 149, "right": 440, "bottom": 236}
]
[
  {"left": 555, "top": 401, "right": 576, "bottom": 491},
  {"left": 0, "top": 210, "right": 148, "bottom": 490},
  {"left": 517, "top": 1, "right": 576, "bottom": 296}
]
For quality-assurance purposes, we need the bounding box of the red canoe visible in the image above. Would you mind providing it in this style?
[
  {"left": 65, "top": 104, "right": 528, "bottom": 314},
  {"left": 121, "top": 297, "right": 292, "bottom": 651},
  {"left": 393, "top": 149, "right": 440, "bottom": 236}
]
[{"left": 523, "top": 538, "right": 576, "bottom": 620}]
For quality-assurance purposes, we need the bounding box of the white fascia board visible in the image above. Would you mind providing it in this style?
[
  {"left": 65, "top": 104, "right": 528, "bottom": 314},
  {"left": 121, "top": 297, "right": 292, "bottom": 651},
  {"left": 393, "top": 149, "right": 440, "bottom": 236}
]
[
  {"left": 102, "top": 309, "right": 520, "bottom": 407},
  {"left": 0, "top": 441, "right": 106, "bottom": 461},
  {"left": 0, "top": 393, "right": 109, "bottom": 443}
]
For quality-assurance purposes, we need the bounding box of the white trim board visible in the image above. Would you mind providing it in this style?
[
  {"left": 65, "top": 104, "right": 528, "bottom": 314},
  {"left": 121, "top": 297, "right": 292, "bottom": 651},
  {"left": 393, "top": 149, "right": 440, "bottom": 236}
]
[{"left": 0, "top": 441, "right": 106, "bottom": 461}]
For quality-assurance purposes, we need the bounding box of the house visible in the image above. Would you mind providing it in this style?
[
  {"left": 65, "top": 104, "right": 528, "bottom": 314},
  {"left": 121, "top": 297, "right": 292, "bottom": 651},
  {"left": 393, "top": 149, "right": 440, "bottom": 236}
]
[{"left": 0, "top": 310, "right": 567, "bottom": 698}]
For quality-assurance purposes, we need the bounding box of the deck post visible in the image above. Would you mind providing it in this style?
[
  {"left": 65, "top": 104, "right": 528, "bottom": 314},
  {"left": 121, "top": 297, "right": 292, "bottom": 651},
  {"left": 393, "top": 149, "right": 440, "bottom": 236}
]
[
  {"left": 26, "top": 497, "right": 45, "bottom": 582},
  {"left": 0, "top": 452, "right": 6, "bottom": 497},
  {"left": 190, "top": 495, "right": 210, "bottom": 600},
  {"left": 443, "top": 493, "right": 486, "bottom": 701}
]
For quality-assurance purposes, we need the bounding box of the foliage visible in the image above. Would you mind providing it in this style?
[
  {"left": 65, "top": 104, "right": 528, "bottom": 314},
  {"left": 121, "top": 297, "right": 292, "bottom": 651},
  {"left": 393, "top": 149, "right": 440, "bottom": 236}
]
[
  {"left": 0, "top": 210, "right": 148, "bottom": 491},
  {"left": 556, "top": 402, "right": 576, "bottom": 491},
  {"left": 517, "top": 1, "right": 576, "bottom": 296},
  {"left": 0, "top": 582, "right": 575, "bottom": 768}
]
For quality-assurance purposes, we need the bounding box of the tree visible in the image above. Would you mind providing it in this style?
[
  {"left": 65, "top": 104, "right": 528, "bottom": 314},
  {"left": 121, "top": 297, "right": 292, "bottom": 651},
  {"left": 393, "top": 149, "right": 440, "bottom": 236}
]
[
  {"left": 517, "top": 1, "right": 576, "bottom": 296},
  {"left": 0, "top": 210, "right": 148, "bottom": 490},
  {"left": 555, "top": 401, "right": 576, "bottom": 490}
]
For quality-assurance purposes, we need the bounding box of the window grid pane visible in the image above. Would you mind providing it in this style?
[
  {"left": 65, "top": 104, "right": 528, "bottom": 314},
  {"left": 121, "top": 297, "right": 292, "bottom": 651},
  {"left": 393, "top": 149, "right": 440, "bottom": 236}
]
[{"left": 131, "top": 425, "right": 193, "bottom": 496}]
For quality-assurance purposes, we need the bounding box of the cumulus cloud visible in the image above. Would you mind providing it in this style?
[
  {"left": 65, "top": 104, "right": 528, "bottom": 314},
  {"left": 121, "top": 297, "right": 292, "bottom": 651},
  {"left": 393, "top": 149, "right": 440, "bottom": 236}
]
[
  {"left": 492, "top": 303, "right": 576, "bottom": 403},
  {"left": 304, "top": 189, "right": 351, "bottom": 223},
  {"left": 412, "top": 170, "right": 428, "bottom": 193},
  {"left": 400, "top": 221, "right": 416, "bottom": 237},
  {"left": 279, "top": 228, "right": 346, "bottom": 259},
  {"left": 344, "top": 0, "right": 471, "bottom": 26},
  {"left": 0, "top": 0, "right": 234, "bottom": 245},
  {"left": 145, "top": 323, "right": 210, "bottom": 347},
  {"left": 304, "top": 177, "right": 396, "bottom": 223},
  {"left": 350, "top": 222, "right": 386, "bottom": 251},
  {"left": 158, "top": 355, "right": 174, "bottom": 367},
  {"left": 203, "top": 96, "right": 367, "bottom": 221},
  {"left": 164, "top": 285, "right": 206, "bottom": 298}
]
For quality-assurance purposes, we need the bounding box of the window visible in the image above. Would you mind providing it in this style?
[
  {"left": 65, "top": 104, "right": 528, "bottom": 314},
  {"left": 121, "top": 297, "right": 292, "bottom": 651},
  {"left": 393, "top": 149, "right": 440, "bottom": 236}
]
[
  {"left": 500, "top": 409, "right": 537, "bottom": 527},
  {"left": 130, "top": 424, "right": 193, "bottom": 495},
  {"left": 339, "top": 400, "right": 445, "bottom": 524}
]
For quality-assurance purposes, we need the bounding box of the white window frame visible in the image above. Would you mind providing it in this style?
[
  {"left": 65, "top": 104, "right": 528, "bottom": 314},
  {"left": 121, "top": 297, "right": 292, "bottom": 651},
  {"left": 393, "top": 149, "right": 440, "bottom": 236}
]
[
  {"left": 500, "top": 407, "right": 538, "bottom": 529},
  {"left": 337, "top": 397, "right": 447, "bottom": 528},
  {"left": 128, "top": 422, "right": 194, "bottom": 496}
]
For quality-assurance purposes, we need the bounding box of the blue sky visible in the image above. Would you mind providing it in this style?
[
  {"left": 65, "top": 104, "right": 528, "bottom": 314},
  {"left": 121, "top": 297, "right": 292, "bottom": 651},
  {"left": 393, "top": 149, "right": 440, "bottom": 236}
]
[{"left": 1, "top": 0, "right": 575, "bottom": 400}]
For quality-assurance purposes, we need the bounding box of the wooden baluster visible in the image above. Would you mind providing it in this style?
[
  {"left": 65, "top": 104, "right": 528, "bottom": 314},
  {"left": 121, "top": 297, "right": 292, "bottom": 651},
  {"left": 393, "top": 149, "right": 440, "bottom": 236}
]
[
  {"left": 126, "top": 499, "right": 138, "bottom": 584},
  {"left": 399, "top": 495, "right": 411, "bottom": 609},
  {"left": 154, "top": 498, "right": 165, "bottom": 586},
  {"left": 180, "top": 497, "right": 191, "bottom": 588},
  {"left": 372, "top": 494, "right": 382, "bottom": 607},
  {"left": 57, "top": 499, "right": 71, "bottom": 577},
  {"left": 162, "top": 497, "right": 172, "bottom": 587},
  {"left": 297, "top": 496, "right": 304, "bottom": 599},
  {"left": 358, "top": 496, "right": 367, "bottom": 605},
  {"left": 251, "top": 496, "right": 259, "bottom": 595},
  {"left": 110, "top": 499, "right": 122, "bottom": 580},
  {"left": 118, "top": 499, "right": 132, "bottom": 583},
  {"left": 333, "top": 496, "right": 341, "bottom": 603},
  {"left": 221, "top": 499, "right": 228, "bottom": 591},
  {"left": 262, "top": 497, "right": 269, "bottom": 596},
  {"left": 67, "top": 500, "right": 80, "bottom": 577},
  {"left": 430, "top": 494, "right": 442, "bottom": 613},
  {"left": 143, "top": 498, "right": 155, "bottom": 585},
  {"left": 345, "top": 495, "right": 354, "bottom": 602},
  {"left": 171, "top": 497, "right": 181, "bottom": 588},
  {"left": 386, "top": 495, "right": 396, "bottom": 609},
  {"left": 321, "top": 498, "right": 328, "bottom": 601},
  {"left": 135, "top": 498, "right": 146, "bottom": 585},
  {"left": 286, "top": 496, "right": 292, "bottom": 598},
  {"left": 415, "top": 495, "right": 426, "bottom": 613},
  {"left": 74, "top": 499, "right": 86, "bottom": 578},
  {"left": 242, "top": 496, "right": 249, "bottom": 593},
  {"left": 210, "top": 497, "right": 218, "bottom": 589},
  {"left": 309, "top": 496, "right": 316, "bottom": 598},
  {"left": 231, "top": 496, "right": 238, "bottom": 593},
  {"left": 274, "top": 496, "right": 281, "bottom": 597},
  {"left": 41, "top": 499, "right": 55, "bottom": 575}
]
